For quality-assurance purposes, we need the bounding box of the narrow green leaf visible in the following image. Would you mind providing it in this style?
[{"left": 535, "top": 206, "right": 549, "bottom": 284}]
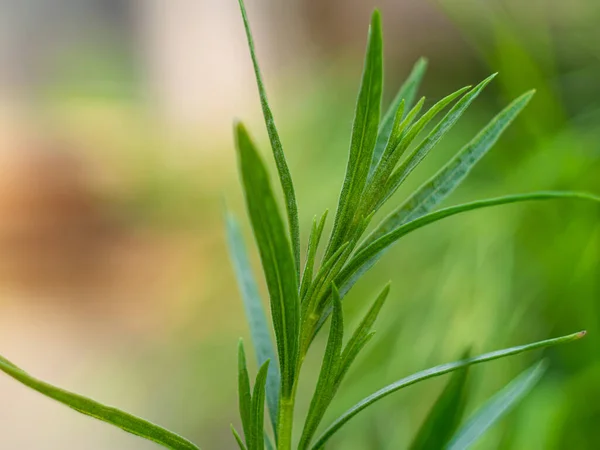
[
  {"left": 0, "top": 357, "right": 200, "bottom": 450},
  {"left": 371, "top": 84, "right": 473, "bottom": 212},
  {"left": 305, "top": 287, "right": 389, "bottom": 414},
  {"left": 370, "top": 58, "right": 428, "bottom": 176},
  {"left": 393, "top": 96, "right": 426, "bottom": 146},
  {"left": 374, "top": 96, "right": 426, "bottom": 176},
  {"left": 358, "top": 96, "right": 426, "bottom": 223},
  {"left": 238, "top": 340, "right": 253, "bottom": 445},
  {"left": 337, "top": 284, "right": 390, "bottom": 383},
  {"left": 365, "top": 84, "right": 471, "bottom": 216},
  {"left": 381, "top": 73, "right": 497, "bottom": 211},
  {"left": 383, "top": 99, "right": 406, "bottom": 156},
  {"left": 372, "top": 89, "right": 535, "bottom": 243},
  {"left": 326, "top": 10, "right": 384, "bottom": 256},
  {"left": 336, "top": 77, "right": 508, "bottom": 299},
  {"left": 339, "top": 192, "right": 600, "bottom": 298},
  {"left": 227, "top": 214, "right": 280, "bottom": 432},
  {"left": 237, "top": 0, "right": 300, "bottom": 274},
  {"left": 302, "top": 241, "right": 351, "bottom": 319},
  {"left": 0, "top": 354, "right": 19, "bottom": 369},
  {"left": 299, "top": 288, "right": 344, "bottom": 449},
  {"left": 337, "top": 332, "right": 376, "bottom": 382},
  {"left": 232, "top": 425, "right": 248, "bottom": 450},
  {"left": 235, "top": 122, "right": 300, "bottom": 398},
  {"left": 300, "top": 217, "right": 319, "bottom": 299},
  {"left": 408, "top": 350, "right": 472, "bottom": 450},
  {"left": 403, "top": 86, "right": 471, "bottom": 149},
  {"left": 446, "top": 361, "right": 548, "bottom": 450},
  {"left": 250, "top": 360, "right": 271, "bottom": 450},
  {"left": 300, "top": 210, "right": 329, "bottom": 300},
  {"left": 313, "top": 243, "right": 354, "bottom": 313},
  {"left": 311, "top": 255, "right": 389, "bottom": 350},
  {"left": 301, "top": 286, "right": 388, "bottom": 448},
  {"left": 311, "top": 331, "right": 586, "bottom": 449},
  {"left": 300, "top": 242, "right": 352, "bottom": 359}
]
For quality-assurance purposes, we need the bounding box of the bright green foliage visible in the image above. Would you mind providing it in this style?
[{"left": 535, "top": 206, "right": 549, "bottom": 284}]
[
  {"left": 0, "top": 2, "right": 596, "bottom": 450},
  {"left": 238, "top": 341, "right": 254, "bottom": 444},
  {"left": 380, "top": 90, "right": 535, "bottom": 231},
  {"left": 364, "top": 85, "right": 471, "bottom": 215},
  {"left": 365, "top": 87, "right": 534, "bottom": 245},
  {"left": 300, "top": 210, "right": 329, "bottom": 300},
  {"left": 250, "top": 361, "right": 270, "bottom": 450},
  {"left": 326, "top": 10, "right": 384, "bottom": 258},
  {"left": 336, "top": 283, "right": 389, "bottom": 385},
  {"left": 338, "top": 191, "right": 600, "bottom": 297},
  {"left": 370, "top": 58, "right": 428, "bottom": 176},
  {"left": 311, "top": 332, "right": 585, "bottom": 449},
  {"left": 232, "top": 2, "right": 598, "bottom": 449},
  {"left": 235, "top": 344, "right": 271, "bottom": 450},
  {"left": 299, "top": 287, "right": 345, "bottom": 450},
  {"left": 380, "top": 72, "right": 497, "bottom": 210},
  {"left": 235, "top": 122, "right": 300, "bottom": 401},
  {"left": 232, "top": 425, "right": 247, "bottom": 450},
  {"left": 299, "top": 285, "right": 389, "bottom": 449},
  {"left": 0, "top": 356, "right": 200, "bottom": 450}
]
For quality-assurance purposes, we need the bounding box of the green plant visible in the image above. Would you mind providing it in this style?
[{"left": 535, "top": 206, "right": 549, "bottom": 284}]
[{"left": 0, "top": 2, "right": 598, "bottom": 449}]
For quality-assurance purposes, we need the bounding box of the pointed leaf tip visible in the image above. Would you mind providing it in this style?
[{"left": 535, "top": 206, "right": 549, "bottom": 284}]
[
  {"left": 237, "top": 0, "right": 301, "bottom": 277},
  {"left": 234, "top": 121, "right": 247, "bottom": 139},
  {"left": 371, "top": 9, "right": 382, "bottom": 24},
  {"left": 522, "top": 89, "right": 536, "bottom": 100},
  {"left": 231, "top": 425, "right": 248, "bottom": 450},
  {"left": 381, "top": 282, "right": 391, "bottom": 297},
  {"left": 311, "top": 330, "right": 584, "bottom": 449},
  {"left": 326, "top": 6, "right": 384, "bottom": 256}
]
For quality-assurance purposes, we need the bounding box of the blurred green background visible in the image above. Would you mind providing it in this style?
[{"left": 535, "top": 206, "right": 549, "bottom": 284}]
[{"left": 0, "top": 0, "right": 598, "bottom": 448}]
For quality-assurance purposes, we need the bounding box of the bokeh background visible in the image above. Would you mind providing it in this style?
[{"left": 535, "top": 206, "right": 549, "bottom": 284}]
[{"left": 0, "top": 0, "right": 598, "bottom": 448}]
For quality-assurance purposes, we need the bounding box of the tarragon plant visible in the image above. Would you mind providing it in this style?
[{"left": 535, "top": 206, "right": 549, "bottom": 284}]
[{"left": 0, "top": 1, "right": 598, "bottom": 449}]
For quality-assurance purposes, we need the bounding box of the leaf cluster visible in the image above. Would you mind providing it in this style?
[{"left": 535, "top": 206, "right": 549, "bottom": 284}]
[
  {"left": 0, "top": 2, "right": 596, "bottom": 450},
  {"left": 227, "top": 1, "right": 598, "bottom": 449}
]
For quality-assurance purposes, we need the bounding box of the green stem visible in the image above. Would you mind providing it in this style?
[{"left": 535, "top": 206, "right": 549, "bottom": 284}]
[
  {"left": 279, "top": 271, "right": 344, "bottom": 449},
  {"left": 276, "top": 322, "right": 316, "bottom": 450},
  {"left": 277, "top": 395, "right": 296, "bottom": 450}
]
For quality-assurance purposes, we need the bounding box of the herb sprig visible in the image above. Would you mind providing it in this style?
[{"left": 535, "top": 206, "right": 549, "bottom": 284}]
[{"left": 0, "top": 2, "right": 597, "bottom": 450}]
